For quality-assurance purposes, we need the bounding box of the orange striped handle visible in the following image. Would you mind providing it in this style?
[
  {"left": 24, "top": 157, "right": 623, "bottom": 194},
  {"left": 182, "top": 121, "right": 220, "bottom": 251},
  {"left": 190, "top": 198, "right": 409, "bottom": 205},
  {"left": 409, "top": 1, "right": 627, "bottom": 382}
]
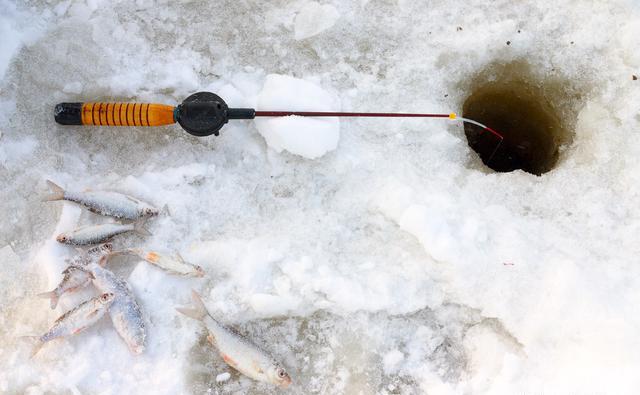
[{"left": 80, "top": 103, "right": 175, "bottom": 126}]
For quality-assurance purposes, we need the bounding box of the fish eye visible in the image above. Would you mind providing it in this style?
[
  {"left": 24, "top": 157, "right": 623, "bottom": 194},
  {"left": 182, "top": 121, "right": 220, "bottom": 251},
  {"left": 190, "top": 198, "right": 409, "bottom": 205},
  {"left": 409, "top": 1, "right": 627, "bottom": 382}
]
[{"left": 277, "top": 368, "right": 286, "bottom": 378}]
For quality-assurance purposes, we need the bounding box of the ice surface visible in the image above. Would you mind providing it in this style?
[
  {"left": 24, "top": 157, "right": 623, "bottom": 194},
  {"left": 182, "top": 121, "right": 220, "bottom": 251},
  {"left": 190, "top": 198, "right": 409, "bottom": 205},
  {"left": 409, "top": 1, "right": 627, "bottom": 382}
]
[
  {"left": 1, "top": 0, "right": 640, "bottom": 394},
  {"left": 294, "top": 2, "right": 340, "bottom": 40}
]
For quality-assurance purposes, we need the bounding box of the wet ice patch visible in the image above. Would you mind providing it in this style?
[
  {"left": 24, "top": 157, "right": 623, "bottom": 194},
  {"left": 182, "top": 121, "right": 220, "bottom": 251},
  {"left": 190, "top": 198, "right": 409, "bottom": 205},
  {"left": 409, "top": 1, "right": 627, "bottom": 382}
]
[
  {"left": 294, "top": 2, "right": 340, "bottom": 40},
  {"left": 255, "top": 74, "right": 340, "bottom": 159}
]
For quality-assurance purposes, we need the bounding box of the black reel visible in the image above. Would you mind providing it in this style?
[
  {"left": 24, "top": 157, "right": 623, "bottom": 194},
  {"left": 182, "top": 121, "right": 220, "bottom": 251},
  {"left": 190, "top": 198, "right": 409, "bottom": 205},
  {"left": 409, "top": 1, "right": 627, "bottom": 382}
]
[{"left": 175, "top": 92, "right": 255, "bottom": 137}]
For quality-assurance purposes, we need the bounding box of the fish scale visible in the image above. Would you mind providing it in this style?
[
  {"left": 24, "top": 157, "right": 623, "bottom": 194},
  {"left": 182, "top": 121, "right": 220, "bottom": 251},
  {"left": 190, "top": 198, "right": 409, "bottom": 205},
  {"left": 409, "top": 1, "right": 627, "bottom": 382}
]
[
  {"left": 44, "top": 180, "right": 158, "bottom": 220},
  {"left": 56, "top": 221, "right": 150, "bottom": 246},
  {"left": 88, "top": 259, "right": 146, "bottom": 354},
  {"left": 30, "top": 293, "right": 115, "bottom": 357},
  {"left": 177, "top": 290, "right": 292, "bottom": 387}
]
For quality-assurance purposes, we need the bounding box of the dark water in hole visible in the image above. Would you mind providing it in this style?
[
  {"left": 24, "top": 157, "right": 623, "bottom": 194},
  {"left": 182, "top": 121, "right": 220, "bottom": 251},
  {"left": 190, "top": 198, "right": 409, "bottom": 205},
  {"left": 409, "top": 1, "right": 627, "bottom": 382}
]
[{"left": 463, "top": 78, "right": 566, "bottom": 176}]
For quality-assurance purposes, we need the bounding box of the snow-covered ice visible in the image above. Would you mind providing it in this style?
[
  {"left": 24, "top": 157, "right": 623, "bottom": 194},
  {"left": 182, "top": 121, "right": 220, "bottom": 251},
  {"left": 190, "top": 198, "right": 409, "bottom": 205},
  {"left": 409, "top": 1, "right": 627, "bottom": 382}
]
[
  {"left": 294, "top": 2, "right": 340, "bottom": 41},
  {"left": 1, "top": 0, "right": 640, "bottom": 394}
]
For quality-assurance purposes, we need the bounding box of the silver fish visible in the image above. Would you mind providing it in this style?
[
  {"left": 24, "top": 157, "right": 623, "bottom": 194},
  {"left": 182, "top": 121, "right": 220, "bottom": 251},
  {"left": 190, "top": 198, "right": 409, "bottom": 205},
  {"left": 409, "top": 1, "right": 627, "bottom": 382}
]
[
  {"left": 44, "top": 180, "right": 159, "bottom": 220},
  {"left": 87, "top": 257, "right": 146, "bottom": 354},
  {"left": 28, "top": 292, "right": 115, "bottom": 357},
  {"left": 56, "top": 220, "right": 150, "bottom": 246},
  {"left": 37, "top": 244, "right": 115, "bottom": 309},
  {"left": 177, "top": 291, "right": 292, "bottom": 388},
  {"left": 121, "top": 248, "right": 205, "bottom": 277},
  {"left": 67, "top": 243, "right": 114, "bottom": 266},
  {"left": 37, "top": 266, "right": 94, "bottom": 309}
]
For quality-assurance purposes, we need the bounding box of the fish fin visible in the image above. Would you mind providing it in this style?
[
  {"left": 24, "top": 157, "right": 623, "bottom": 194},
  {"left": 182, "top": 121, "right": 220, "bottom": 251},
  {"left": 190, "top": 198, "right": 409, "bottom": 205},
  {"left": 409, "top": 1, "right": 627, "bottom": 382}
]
[
  {"left": 161, "top": 204, "right": 171, "bottom": 216},
  {"left": 85, "top": 310, "right": 99, "bottom": 320},
  {"left": 37, "top": 291, "right": 59, "bottom": 310},
  {"left": 97, "top": 255, "right": 110, "bottom": 267},
  {"left": 108, "top": 248, "right": 130, "bottom": 257},
  {"left": 20, "top": 336, "right": 45, "bottom": 358},
  {"left": 133, "top": 219, "right": 152, "bottom": 236},
  {"left": 73, "top": 326, "right": 88, "bottom": 334},
  {"left": 175, "top": 307, "right": 203, "bottom": 320},
  {"left": 222, "top": 353, "right": 238, "bottom": 368},
  {"left": 176, "top": 290, "right": 208, "bottom": 321},
  {"left": 43, "top": 180, "right": 65, "bottom": 201},
  {"left": 194, "top": 265, "right": 206, "bottom": 277},
  {"left": 175, "top": 253, "right": 185, "bottom": 263}
]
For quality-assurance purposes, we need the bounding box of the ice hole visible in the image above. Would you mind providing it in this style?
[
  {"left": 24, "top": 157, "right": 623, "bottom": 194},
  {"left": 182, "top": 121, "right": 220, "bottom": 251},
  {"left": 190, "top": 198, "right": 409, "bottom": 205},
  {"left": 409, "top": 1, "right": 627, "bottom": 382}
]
[{"left": 462, "top": 63, "right": 573, "bottom": 175}]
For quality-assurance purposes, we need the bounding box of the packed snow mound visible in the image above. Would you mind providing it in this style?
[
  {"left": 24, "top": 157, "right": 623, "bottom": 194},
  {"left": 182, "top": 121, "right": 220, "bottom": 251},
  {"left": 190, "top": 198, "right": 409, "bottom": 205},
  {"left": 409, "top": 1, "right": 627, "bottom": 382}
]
[
  {"left": 255, "top": 74, "right": 340, "bottom": 159},
  {"left": 294, "top": 2, "right": 340, "bottom": 40}
]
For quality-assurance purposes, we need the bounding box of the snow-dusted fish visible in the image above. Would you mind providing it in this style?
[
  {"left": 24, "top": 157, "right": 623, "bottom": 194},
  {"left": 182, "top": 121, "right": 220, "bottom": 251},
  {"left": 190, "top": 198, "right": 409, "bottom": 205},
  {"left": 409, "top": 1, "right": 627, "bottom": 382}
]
[
  {"left": 56, "top": 220, "right": 150, "bottom": 246},
  {"left": 67, "top": 243, "right": 114, "bottom": 266},
  {"left": 37, "top": 266, "right": 94, "bottom": 309},
  {"left": 177, "top": 290, "right": 292, "bottom": 388},
  {"left": 28, "top": 292, "right": 114, "bottom": 357},
  {"left": 37, "top": 243, "right": 114, "bottom": 309},
  {"left": 121, "top": 248, "right": 205, "bottom": 277},
  {"left": 44, "top": 180, "right": 158, "bottom": 220},
  {"left": 88, "top": 257, "right": 146, "bottom": 354}
]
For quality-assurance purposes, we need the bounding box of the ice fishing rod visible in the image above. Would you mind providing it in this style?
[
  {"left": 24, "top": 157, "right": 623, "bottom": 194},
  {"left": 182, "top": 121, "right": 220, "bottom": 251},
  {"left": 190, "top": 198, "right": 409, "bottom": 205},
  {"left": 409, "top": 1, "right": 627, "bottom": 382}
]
[{"left": 54, "top": 91, "right": 503, "bottom": 155}]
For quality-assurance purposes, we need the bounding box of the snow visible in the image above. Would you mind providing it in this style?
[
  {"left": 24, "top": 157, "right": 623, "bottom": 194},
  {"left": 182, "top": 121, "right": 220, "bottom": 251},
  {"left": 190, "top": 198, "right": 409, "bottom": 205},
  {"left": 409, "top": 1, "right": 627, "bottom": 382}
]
[
  {"left": 255, "top": 74, "right": 340, "bottom": 159},
  {"left": 1, "top": 0, "right": 640, "bottom": 394},
  {"left": 215, "top": 372, "right": 231, "bottom": 383}
]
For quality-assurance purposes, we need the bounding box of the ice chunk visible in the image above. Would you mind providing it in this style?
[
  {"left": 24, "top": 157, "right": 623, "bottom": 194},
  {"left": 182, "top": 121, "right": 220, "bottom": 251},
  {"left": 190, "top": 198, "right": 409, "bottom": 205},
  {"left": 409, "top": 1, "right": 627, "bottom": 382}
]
[
  {"left": 294, "top": 2, "right": 340, "bottom": 40},
  {"left": 215, "top": 372, "right": 231, "bottom": 383},
  {"left": 255, "top": 74, "right": 340, "bottom": 159}
]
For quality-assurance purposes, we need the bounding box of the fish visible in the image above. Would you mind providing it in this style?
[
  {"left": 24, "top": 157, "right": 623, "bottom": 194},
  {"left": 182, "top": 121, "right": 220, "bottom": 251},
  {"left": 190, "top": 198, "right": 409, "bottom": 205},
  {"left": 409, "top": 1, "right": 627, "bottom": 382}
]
[
  {"left": 87, "top": 256, "right": 146, "bottom": 354},
  {"left": 27, "top": 292, "right": 115, "bottom": 357},
  {"left": 176, "top": 290, "right": 292, "bottom": 388},
  {"left": 37, "top": 244, "right": 114, "bottom": 309},
  {"left": 67, "top": 243, "right": 114, "bottom": 266},
  {"left": 37, "top": 266, "right": 94, "bottom": 309},
  {"left": 56, "top": 220, "right": 150, "bottom": 246},
  {"left": 120, "top": 248, "right": 205, "bottom": 277},
  {"left": 44, "top": 180, "right": 159, "bottom": 220}
]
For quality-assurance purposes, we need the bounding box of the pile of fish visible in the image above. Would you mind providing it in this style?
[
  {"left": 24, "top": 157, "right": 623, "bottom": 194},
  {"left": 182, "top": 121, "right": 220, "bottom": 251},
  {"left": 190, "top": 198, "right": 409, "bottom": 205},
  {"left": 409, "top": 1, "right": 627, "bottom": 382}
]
[
  {"left": 32, "top": 180, "right": 292, "bottom": 388},
  {"left": 35, "top": 181, "right": 204, "bottom": 355}
]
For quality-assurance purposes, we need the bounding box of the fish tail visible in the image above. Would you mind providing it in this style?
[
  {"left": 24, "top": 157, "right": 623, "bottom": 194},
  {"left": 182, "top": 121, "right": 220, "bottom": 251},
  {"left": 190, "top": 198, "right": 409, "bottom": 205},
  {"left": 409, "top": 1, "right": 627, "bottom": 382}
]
[
  {"left": 19, "top": 336, "right": 45, "bottom": 358},
  {"left": 37, "top": 291, "right": 59, "bottom": 309},
  {"left": 133, "top": 219, "right": 152, "bottom": 236},
  {"left": 158, "top": 204, "right": 171, "bottom": 217},
  {"left": 43, "top": 180, "right": 65, "bottom": 201},
  {"left": 176, "top": 290, "right": 207, "bottom": 321},
  {"left": 30, "top": 339, "right": 45, "bottom": 358}
]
